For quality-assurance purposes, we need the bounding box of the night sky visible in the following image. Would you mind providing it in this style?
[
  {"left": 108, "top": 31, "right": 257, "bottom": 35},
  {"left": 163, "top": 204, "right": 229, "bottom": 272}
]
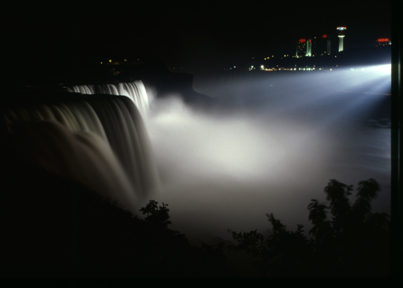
[{"left": 7, "top": 0, "right": 392, "bottom": 79}]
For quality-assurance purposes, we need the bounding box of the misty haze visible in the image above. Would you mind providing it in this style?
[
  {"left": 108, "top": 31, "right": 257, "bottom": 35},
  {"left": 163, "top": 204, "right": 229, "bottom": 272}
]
[{"left": 143, "top": 67, "right": 391, "bottom": 242}]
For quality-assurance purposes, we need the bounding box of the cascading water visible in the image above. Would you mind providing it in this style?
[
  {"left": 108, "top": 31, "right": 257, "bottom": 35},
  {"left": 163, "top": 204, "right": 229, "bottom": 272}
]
[
  {"left": 3, "top": 80, "right": 157, "bottom": 213},
  {"left": 65, "top": 80, "right": 150, "bottom": 117}
]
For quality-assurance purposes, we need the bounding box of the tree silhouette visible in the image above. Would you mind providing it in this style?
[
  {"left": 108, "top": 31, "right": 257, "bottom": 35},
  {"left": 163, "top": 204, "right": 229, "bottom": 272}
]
[
  {"left": 230, "top": 178, "right": 390, "bottom": 277},
  {"left": 307, "top": 199, "right": 330, "bottom": 239},
  {"left": 353, "top": 178, "right": 380, "bottom": 218},
  {"left": 139, "top": 200, "right": 172, "bottom": 228}
]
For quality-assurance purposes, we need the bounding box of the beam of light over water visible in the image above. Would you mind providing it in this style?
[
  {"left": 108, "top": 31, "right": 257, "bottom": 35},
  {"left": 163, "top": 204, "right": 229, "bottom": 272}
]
[{"left": 145, "top": 65, "right": 391, "bottom": 241}]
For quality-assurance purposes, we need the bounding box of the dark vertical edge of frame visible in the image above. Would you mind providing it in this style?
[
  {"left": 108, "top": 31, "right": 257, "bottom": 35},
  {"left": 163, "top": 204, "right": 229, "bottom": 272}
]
[{"left": 390, "top": 0, "right": 402, "bottom": 284}]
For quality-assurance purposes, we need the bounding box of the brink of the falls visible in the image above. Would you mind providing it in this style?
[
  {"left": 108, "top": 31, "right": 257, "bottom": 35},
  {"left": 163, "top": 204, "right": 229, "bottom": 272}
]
[{"left": 2, "top": 80, "right": 157, "bottom": 213}]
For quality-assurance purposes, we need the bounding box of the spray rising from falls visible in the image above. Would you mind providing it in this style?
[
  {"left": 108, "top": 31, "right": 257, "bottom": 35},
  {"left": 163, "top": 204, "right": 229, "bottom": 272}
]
[{"left": 3, "top": 81, "right": 157, "bottom": 212}]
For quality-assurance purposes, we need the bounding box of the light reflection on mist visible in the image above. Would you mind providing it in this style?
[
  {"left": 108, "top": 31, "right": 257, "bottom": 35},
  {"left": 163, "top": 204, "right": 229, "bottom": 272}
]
[{"left": 143, "top": 66, "right": 391, "bottom": 242}]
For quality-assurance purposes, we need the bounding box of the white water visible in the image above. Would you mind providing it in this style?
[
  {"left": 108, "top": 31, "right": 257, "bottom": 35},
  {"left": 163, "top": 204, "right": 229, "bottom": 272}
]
[
  {"left": 66, "top": 80, "right": 150, "bottom": 117},
  {"left": 4, "top": 81, "right": 157, "bottom": 212}
]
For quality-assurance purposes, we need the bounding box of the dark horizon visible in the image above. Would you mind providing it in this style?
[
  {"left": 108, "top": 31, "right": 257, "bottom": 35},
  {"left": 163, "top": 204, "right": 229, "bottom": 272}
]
[{"left": 6, "top": 0, "right": 392, "bottom": 80}]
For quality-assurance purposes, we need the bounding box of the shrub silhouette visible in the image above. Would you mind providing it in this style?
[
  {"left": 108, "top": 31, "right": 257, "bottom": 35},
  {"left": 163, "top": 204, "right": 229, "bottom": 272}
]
[
  {"left": 0, "top": 158, "right": 390, "bottom": 277},
  {"left": 230, "top": 178, "right": 390, "bottom": 277},
  {"left": 140, "top": 200, "right": 172, "bottom": 228}
]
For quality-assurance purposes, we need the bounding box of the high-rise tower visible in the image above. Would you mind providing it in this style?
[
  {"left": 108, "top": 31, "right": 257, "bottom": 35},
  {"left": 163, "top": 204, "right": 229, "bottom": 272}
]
[
  {"left": 296, "top": 39, "right": 307, "bottom": 57},
  {"left": 296, "top": 39, "right": 312, "bottom": 57},
  {"left": 337, "top": 26, "right": 347, "bottom": 52},
  {"left": 312, "top": 35, "right": 331, "bottom": 56},
  {"left": 306, "top": 39, "right": 312, "bottom": 57}
]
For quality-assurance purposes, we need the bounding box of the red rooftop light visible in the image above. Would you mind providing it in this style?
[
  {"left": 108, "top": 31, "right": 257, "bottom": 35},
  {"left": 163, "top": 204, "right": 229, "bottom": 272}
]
[
  {"left": 377, "top": 38, "right": 389, "bottom": 42},
  {"left": 299, "top": 39, "right": 306, "bottom": 42},
  {"left": 322, "top": 35, "right": 327, "bottom": 38}
]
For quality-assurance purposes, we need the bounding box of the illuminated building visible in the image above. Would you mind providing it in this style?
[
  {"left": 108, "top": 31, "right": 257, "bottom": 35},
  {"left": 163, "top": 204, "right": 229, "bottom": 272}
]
[
  {"left": 376, "top": 38, "right": 391, "bottom": 47},
  {"left": 337, "top": 26, "right": 346, "bottom": 52},
  {"left": 313, "top": 35, "right": 331, "bottom": 56},
  {"left": 296, "top": 39, "right": 306, "bottom": 57},
  {"left": 296, "top": 39, "right": 312, "bottom": 57},
  {"left": 327, "top": 36, "right": 331, "bottom": 54},
  {"left": 306, "top": 39, "right": 312, "bottom": 57}
]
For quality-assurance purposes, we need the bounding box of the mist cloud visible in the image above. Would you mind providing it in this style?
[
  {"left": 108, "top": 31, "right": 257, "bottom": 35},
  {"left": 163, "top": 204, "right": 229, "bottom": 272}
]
[{"left": 143, "top": 74, "right": 391, "bottom": 241}]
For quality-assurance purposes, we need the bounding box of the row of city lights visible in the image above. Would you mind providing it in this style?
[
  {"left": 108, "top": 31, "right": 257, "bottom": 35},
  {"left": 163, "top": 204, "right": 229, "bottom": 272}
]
[
  {"left": 248, "top": 65, "right": 334, "bottom": 71},
  {"left": 244, "top": 64, "right": 390, "bottom": 73},
  {"left": 99, "top": 59, "right": 141, "bottom": 65},
  {"left": 225, "top": 52, "right": 339, "bottom": 71}
]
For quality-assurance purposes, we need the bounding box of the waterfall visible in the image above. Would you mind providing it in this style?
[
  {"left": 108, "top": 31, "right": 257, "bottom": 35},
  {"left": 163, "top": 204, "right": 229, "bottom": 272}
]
[
  {"left": 65, "top": 80, "right": 150, "bottom": 117},
  {"left": 3, "top": 80, "right": 157, "bottom": 213}
]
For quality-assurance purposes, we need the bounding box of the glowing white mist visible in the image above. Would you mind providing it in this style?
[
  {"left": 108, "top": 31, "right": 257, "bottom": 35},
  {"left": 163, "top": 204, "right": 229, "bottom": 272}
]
[{"left": 144, "top": 69, "right": 391, "bottom": 241}]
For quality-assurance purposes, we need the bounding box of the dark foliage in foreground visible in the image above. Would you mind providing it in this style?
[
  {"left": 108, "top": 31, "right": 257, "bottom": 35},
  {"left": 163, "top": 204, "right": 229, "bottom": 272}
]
[
  {"left": 229, "top": 178, "right": 390, "bottom": 277},
  {"left": 0, "top": 159, "right": 390, "bottom": 277},
  {"left": 0, "top": 162, "right": 228, "bottom": 277}
]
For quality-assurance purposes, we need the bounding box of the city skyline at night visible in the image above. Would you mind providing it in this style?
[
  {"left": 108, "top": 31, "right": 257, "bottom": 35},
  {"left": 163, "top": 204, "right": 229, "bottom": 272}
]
[
  {"left": 57, "top": 23, "right": 392, "bottom": 77},
  {"left": 6, "top": 0, "right": 392, "bottom": 80}
]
